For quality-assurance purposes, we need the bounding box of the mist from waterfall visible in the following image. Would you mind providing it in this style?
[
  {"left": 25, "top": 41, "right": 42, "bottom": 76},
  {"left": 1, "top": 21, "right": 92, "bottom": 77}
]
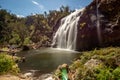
[{"left": 52, "top": 8, "right": 85, "bottom": 50}]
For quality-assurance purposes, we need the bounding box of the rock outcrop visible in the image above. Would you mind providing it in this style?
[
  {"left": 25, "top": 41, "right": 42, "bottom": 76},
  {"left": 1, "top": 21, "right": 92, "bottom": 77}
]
[
  {"left": 53, "top": 0, "right": 120, "bottom": 51},
  {"left": 76, "top": 0, "right": 120, "bottom": 51}
]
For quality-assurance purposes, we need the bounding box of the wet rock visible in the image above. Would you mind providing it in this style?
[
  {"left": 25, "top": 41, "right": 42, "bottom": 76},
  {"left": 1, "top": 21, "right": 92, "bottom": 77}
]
[{"left": 24, "top": 72, "right": 33, "bottom": 78}]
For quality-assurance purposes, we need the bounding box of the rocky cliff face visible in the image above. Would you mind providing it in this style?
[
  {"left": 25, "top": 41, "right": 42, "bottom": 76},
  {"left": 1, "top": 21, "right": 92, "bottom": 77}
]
[
  {"left": 76, "top": 0, "right": 120, "bottom": 51},
  {"left": 53, "top": 0, "right": 120, "bottom": 51}
]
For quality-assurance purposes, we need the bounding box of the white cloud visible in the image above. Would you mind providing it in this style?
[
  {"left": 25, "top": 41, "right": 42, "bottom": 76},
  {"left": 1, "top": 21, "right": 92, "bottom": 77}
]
[
  {"left": 32, "top": 0, "right": 44, "bottom": 10},
  {"left": 32, "top": 0, "right": 39, "bottom": 5},
  {"left": 16, "top": 15, "right": 24, "bottom": 18}
]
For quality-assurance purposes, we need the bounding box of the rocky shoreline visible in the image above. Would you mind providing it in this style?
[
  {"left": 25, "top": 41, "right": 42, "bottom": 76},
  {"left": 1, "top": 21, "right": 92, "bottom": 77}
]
[{"left": 0, "top": 72, "right": 53, "bottom": 80}]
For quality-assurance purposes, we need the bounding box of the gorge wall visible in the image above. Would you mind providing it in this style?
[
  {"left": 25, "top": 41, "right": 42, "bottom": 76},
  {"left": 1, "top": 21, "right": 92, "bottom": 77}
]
[{"left": 53, "top": 0, "right": 120, "bottom": 51}]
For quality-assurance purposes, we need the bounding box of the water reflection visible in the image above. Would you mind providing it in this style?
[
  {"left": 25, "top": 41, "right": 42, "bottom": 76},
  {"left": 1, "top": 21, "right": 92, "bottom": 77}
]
[{"left": 17, "top": 48, "right": 80, "bottom": 73}]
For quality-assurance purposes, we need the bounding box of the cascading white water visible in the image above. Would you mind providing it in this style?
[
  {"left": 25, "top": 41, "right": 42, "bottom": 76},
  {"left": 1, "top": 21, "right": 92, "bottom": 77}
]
[
  {"left": 96, "top": 0, "right": 102, "bottom": 44},
  {"left": 52, "top": 8, "right": 85, "bottom": 50}
]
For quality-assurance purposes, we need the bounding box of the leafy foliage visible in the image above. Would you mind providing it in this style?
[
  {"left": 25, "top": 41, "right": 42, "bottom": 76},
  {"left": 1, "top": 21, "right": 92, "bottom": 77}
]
[
  {"left": 112, "top": 67, "right": 120, "bottom": 80},
  {"left": 0, "top": 53, "right": 19, "bottom": 74},
  {"left": 0, "top": 6, "right": 71, "bottom": 47}
]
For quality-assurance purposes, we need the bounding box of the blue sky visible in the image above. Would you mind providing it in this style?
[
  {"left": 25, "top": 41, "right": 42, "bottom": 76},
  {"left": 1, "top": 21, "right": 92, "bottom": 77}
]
[{"left": 0, "top": 0, "right": 92, "bottom": 17}]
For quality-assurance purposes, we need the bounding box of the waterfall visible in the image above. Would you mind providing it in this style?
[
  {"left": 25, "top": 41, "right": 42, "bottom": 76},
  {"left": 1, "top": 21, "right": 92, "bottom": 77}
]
[
  {"left": 52, "top": 8, "right": 85, "bottom": 50},
  {"left": 96, "top": 0, "right": 102, "bottom": 45}
]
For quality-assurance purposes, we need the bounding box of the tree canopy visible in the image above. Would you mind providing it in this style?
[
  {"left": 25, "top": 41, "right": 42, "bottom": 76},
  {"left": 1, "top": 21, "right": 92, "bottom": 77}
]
[{"left": 0, "top": 6, "right": 72, "bottom": 47}]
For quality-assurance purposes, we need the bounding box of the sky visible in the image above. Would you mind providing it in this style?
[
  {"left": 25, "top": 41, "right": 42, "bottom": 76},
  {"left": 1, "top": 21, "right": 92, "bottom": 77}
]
[{"left": 0, "top": 0, "right": 92, "bottom": 17}]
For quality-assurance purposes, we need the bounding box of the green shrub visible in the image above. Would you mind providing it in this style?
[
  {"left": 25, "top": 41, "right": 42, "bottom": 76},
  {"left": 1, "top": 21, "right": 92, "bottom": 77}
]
[
  {"left": 95, "top": 67, "right": 113, "bottom": 80},
  {"left": 54, "top": 47, "right": 120, "bottom": 80},
  {"left": 9, "top": 32, "right": 21, "bottom": 44},
  {"left": 23, "top": 37, "right": 31, "bottom": 45},
  {"left": 112, "top": 67, "right": 120, "bottom": 80},
  {"left": 0, "top": 53, "right": 19, "bottom": 74}
]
